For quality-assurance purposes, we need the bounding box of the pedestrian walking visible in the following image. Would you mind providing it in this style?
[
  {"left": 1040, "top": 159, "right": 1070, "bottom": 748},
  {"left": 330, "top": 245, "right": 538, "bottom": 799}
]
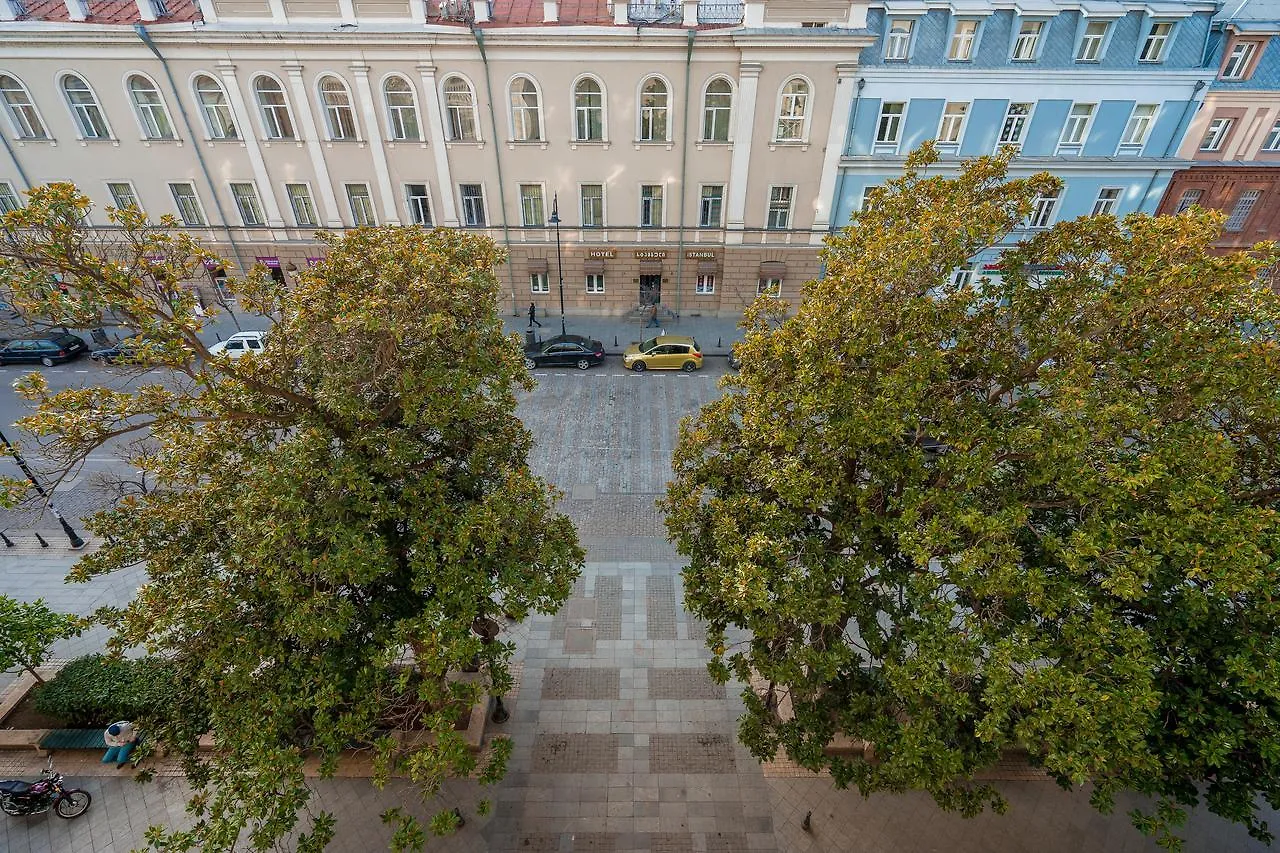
[
  {"left": 102, "top": 720, "right": 141, "bottom": 769},
  {"left": 528, "top": 302, "right": 542, "bottom": 328},
  {"left": 645, "top": 304, "right": 660, "bottom": 328}
]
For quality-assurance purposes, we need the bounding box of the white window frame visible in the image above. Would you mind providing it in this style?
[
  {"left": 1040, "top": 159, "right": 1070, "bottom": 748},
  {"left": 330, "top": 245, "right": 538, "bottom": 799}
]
[
  {"left": 126, "top": 72, "right": 175, "bottom": 140},
  {"left": 1174, "top": 188, "right": 1203, "bottom": 213},
  {"left": 1199, "top": 117, "right": 1233, "bottom": 152},
  {"left": 318, "top": 75, "right": 359, "bottom": 141},
  {"left": 1076, "top": 19, "right": 1110, "bottom": 62},
  {"left": 765, "top": 185, "right": 795, "bottom": 230},
  {"left": 1028, "top": 192, "right": 1059, "bottom": 228},
  {"left": 382, "top": 75, "right": 421, "bottom": 142},
  {"left": 885, "top": 18, "right": 914, "bottom": 60},
  {"left": 579, "top": 183, "right": 605, "bottom": 228},
  {"left": 404, "top": 183, "right": 432, "bottom": 226},
  {"left": 640, "top": 183, "right": 664, "bottom": 228},
  {"left": 0, "top": 73, "right": 48, "bottom": 139},
  {"left": 1263, "top": 119, "right": 1280, "bottom": 152},
  {"left": 1221, "top": 40, "right": 1257, "bottom": 80},
  {"left": 876, "top": 102, "right": 905, "bottom": 145},
  {"left": 638, "top": 76, "right": 670, "bottom": 143},
  {"left": 1224, "top": 189, "right": 1261, "bottom": 232},
  {"left": 168, "top": 181, "right": 205, "bottom": 226},
  {"left": 285, "top": 182, "right": 317, "bottom": 227},
  {"left": 948, "top": 19, "right": 979, "bottom": 61},
  {"left": 61, "top": 74, "right": 111, "bottom": 140},
  {"left": 530, "top": 272, "right": 549, "bottom": 294},
  {"left": 442, "top": 75, "right": 480, "bottom": 142},
  {"left": 937, "top": 102, "right": 969, "bottom": 145},
  {"left": 860, "top": 185, "right": 878, "bottom": 211},
  {"left": 229, "top": 181, "right": 265, "bottom": 226},
  {"left": 585, "top": 273, "right": 605, "bottom": 294},
  {"left": 106, "top": 181, "right": 141, "bottom": 211},
  {"left": 1060, "top": 103, "right": 1095, "bottom": 147},
  {"left": 1012, "top": 19, "right": 1045, "bottom": 61},
  {"left": 572, "top": 75, "right": 606, "bottom": 142},
  {"left": 1121, "top": 104, "right": 1158, "bottom": 147},
  {"left": 345, "top": 183, "right": 376, "bottom": 226},
  {"left": 0, "top": 181, "right": 21, "bottom": 214},
  {"left": 758, "top": 278, "right": 782, "bottom": 297},
  {"left": 1140, "top": 21, "right": 1174, "bottom": 63},
  {"left": 774, "top": 77, "right": 811, "bottom": 142},
  {"left": 701, "top": 77, "right": 733, "bottom": 142},
  {"left": 253, "top": 74, "right": 296, "bottom": 140},
  {"left": 998, "top": 102, "right": 1032, "bottom": 147},
  {"left": 192, "top": 73, "right": 237, "bottom": 140},
  {"left": 699, "top": 184, "right": 724, "bottom": 228},
  {"left": 508, "top": 74, "right": 544, "bottom": 143},
  {"left": 695, "top": 273, "right": 715, "bottom": 295},
  {"left": 459, "top": 183, "right": 487, "bottom": 227},
  {"left": 1092, "top": 187, "right": 1122, "bottom": 216},
  {"left": 518, "top": 182, "right": 546, "bottom": 227},
  {"left": 950, "top": 267, "right": 973, "bottom": 287}
]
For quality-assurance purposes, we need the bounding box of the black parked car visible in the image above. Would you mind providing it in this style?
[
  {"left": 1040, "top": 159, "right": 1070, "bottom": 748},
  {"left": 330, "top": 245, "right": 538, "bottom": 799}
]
[
  {"left": 523, "top": 334, "right": 606, "bottom": 370},
  {"left": 90, "top": 336, "right": 143, "bottom": 365},
  {"left": 0, "top": 333, "right": 88, "bottom": 367}
]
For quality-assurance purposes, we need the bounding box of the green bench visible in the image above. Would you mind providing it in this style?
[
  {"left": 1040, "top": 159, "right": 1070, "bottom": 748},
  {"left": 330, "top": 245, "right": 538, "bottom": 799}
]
[{"left": 39, "top": 729, "right": 107, "bottom": 751}]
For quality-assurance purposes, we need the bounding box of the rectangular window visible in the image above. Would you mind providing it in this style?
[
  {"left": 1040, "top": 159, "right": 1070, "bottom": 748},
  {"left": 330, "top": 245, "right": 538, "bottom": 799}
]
[
  {"left": 1141, "top": 22, "right": 1172, "bottom": 62},
  {"left": 999, "top": 102, "right": 1032, "bottom": 146},
  {"left": 766, "top": 186, "right": 794, "bottom": 230},
  {"left": 0, "top": 181, "right": 21, "bottom": 213},
  {"left": 580, "top": 184, "right": 604, "bottom": 227},
  {"left": 1224, "top": 189, "right": 1261, "bottom": 232},
  {"left": 1013, "top": 20, "right": 1043, "bottom": 60},
  {"left": 460, "top": 184, "right": 486, "bottom": 226},
  {"left": 1092, "top": 187, "right": 1122, "bottom": 216},
  {"left": 699, "top": 185, "right": 724, "bottom": 228},
  {"left": 585, "top": 273, "right": 605, "bottom": 294},
  {"left": 1060, "top": 103, "right": 1095, "bottom": 146},
  {"left": 1263, "top": 120, "right": 1280, "bottom": 152},
  {"left": 405, "top": 183, "right": 431, "bottom": 226},
  {"left": 1121, "top": 104, "right": 1158, "bottom": 146},
  {"left": 346, "top": 183, "right": 375, "bottom": 226},
  {"left": 861, "top": 185, "right": 877, "bottom": 210},
  {"left": 285, "top": 183, "right": 316, "bottom": 226},
  {"left": 950, "top": 268, "right": 973, "bottom": 287},
  {"left": 1077, "top": 20, "right": 1108, "bottom": 61},
  {"left": 949, "top": 20, "right": 977, "bottom": 61},
  {"left": 758, "top": 278, "right": 782, "bottom": 297},
  {"left": 1174, "top": 188, "right": 1203, "bottom": 213},
  {"left": 107, "top": 182, "right": 139, "bottom": 211},
  {"left": 1222, "top": 41, "right": 1257, "bottom": 80},
  {"left": 230, "top": 182, "right": 263, "bottom": 226},
  {"left": 519, "top": 183, "right": 545, "bottom": 227},
  {"left": 695, "top": 273, "right": 715, "bottom": 294},
  {"left": 1028, "top": 192, "right": 1059, "bottom": 228},
  {"left": 1199, "top": 118, "right": 1233, "bottom": 152},
  {"left": 169, "top": 182, "right": 205, "bottom": 226},
  {"left": 530, "top": 272, "right": 549, "bottom": 293},
  {"left": 640, "top": 184, "right": 663, "bottom": 228},
  {"left": 938, "top": 102, "right": 969, "bottom": 144},
  {"left": 150, "top": 0, "right": 168, "bottom": 15},
  {"left": 877, "top": 102, "right": 904, "bottom": 144},
  {"left": 885, "top": 19, "right": 913, "bottom": 60}
]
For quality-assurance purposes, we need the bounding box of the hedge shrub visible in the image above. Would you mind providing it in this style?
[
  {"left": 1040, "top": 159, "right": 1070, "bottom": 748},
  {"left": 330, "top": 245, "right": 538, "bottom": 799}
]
[{"left": 33, "top": 655, "right": 184, "bottom": 727}]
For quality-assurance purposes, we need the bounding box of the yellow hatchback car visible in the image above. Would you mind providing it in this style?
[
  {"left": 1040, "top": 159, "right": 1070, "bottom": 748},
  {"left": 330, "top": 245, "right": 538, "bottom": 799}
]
[{"left": 622, "top": 335, "right": 703, "bottom": 372}]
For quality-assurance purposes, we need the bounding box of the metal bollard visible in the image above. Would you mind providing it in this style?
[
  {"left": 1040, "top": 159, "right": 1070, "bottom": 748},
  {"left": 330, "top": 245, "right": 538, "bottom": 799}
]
[{"left": 34, "top": 532, "right": 49, "bottom": 548}]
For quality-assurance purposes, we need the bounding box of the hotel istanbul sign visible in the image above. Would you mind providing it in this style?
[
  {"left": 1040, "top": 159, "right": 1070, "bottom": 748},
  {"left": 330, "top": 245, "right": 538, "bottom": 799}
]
[{"left": 583, "top": 249, "right": 718, "bottom": 260}]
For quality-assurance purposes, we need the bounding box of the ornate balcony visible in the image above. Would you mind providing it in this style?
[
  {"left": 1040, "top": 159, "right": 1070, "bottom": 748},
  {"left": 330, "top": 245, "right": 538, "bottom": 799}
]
[
  {"left": 697, "top": 2, "right": 743, "bottom": 23},
  {"left": 626, "top": 2, "right": 744, "bottom": 24}
]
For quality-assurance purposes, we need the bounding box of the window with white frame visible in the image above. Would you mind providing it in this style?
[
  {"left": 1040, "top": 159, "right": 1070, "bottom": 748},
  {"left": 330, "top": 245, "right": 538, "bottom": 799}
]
[
  {"left": 530, "top": 272, "right": 549, "bottom": 293},
  {"left": 193, "top": 74, "right": 236, "bottom": 139},
  {"left": 1060, "top": 103, "right": 1095, "bottom": 146},
  {"left": 580, "top": 184, "right": 603, "bottom": 227},
  {"left": 861, "top": 185, "right": 878, "bottom": 210},
  {"left": 169, "top": 182, "right": 205, "bottom": 225},
  {"left": 0, "top": 74, "right": 46, "bottom": 139},
  {"left": 702, "top": 78, "right": 732, "bottom": 141},
  {"left": 1121, "top": 104, "right": 1158, "bottom": 146},
  {"left": 519, "top": 184, "right": 545, "bottom": 226},
  {"left": 1263, "top": 119, "right": 1280, "bottom": 152},
  {"left": 346, "top": 183, "right": 375, "bottom": 226},
  {"left": 1140, "top": 22, "right": 1173, "bottom": 62},
  {"left": 230, "top": 182, "right": 264, "bottom": 226},
  {"left": 999, "top": 102, "right": 1031, "bottom": 146},
  {"left": 1092, "top": 187, "right": 1122, "bottom": 216},
  {"left": 253, "top": 76, "right": 294, "bottom": 140},
  {"left": 0, "top": 181, "right": 20, "bottom": 213},
  {"left": 1222, "top": 41, "right": 1258, "bottom": 80},
  {"left": 460, "top": 183, "right": 486, "bottom": 226},
  {"left": 127, "top": 75, "right": 175, "bottom": 139},
  {"left": 285, "top": 184, "right": 316, "bottom": 226},
  {"left": 766, "top": 186, "right": 794, "bottom": 230},
  {"left": 950, "top": 267, "right": 973, "bottom": 287},
  {"left": 1199, "top": 117, "right": 1233, "bottom": 151},
  {"left": 586, "top": 273, "right": 605, "bottom": 294},
  {"left": 319, "top": 77, "right": 357, "bottom": 141},
  {"left": 1224, "top": 189, "right": 1261, "bottom": 232},
  {"left": 404, "top": 183, "right": 431, "bottom": 226},
  {"left": 885, "top": 19, "right": 913, "bottom": 60},
  {"left": 107, "top": 182, "right": 139, "bottom": 210},
  {"left": 699, "top": 185, "right": 723, "bottom": 228},
  {"left": 949, "top": 20, "right": 978, "bottom": 61},
  {"left": 574, "top": 77, "right": 604, "bottom": 141},
  {"left": 639, "top": 77, "right": 669, "bottom": 142},
  {"left": 383, "top": 77, "right": 420, "bottom": 141},
  {"left": 776, "top": 78, "right": 809, "bottom": 141},
  {"left": 62, "top": 75, "right": 110, "bottom": 139},
  {"left": 1028, "top": 192, "right": 1059, "bottom": 228},
  {"left": 695, "top": 273, "right": 715, "bottom": 294},
  {"left": 1076, "top": 20, "right": 1109, "bottom": 61},
  {"left": 509, "top": 76, "right": 542, "bottom": 142},
  {"left": 443, "top": 76, "right": 478, "bottom": 141},
  {"left": 1013, "top": 20, "right": 1044, "bottom": 60},
  {"left": 877, "top": 102, "right": 904, "bottom": 144},
  {"left": 938, "top": 102, "right": 969, "bottom": 145},
  {"left": 640, "top": 184, "right": 663, "bottom": 227},
  {"left": 758, "top": 278, "right": 782, "bottom": 297},
  {"left": 1174, "top": 188, "right": 1203, "bottom": 212}
]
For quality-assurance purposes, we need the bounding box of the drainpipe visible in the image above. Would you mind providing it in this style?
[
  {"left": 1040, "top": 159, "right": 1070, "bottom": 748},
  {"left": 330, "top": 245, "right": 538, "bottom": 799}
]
[
  {"left": 134, "top": 25, "right": 249, "bottom": 279},
  {"left": 0, "top": 133, "right": 32, "bottom": 191},
  {"left": 1140, "top": 79, "right": 1206, "bottom": 213},
  {"left": 471, "top": 25, "right": 520, "bottom": 317},
  {"left": 674, "top": 28, "right": 695, "bottom": 318}
]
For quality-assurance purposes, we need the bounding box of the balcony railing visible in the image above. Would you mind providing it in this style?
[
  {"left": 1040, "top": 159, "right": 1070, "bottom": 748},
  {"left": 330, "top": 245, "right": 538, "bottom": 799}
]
[
  {"left": 627, "top": 2, "right": 744, "bottom": 24},
  {"left": 429, "top": 0, "right": 473, "bottom": 23},
  {"left": 697, "top": 2, "right": 742, "bottom": 24}
]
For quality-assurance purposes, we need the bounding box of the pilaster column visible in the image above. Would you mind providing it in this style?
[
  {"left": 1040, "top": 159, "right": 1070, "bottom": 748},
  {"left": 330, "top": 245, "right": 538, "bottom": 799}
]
[
  {"left": 216, "top": 62, "right": 285, "bottom": 229},
  {"left": 811, "top": 63, "right": 860, "bottom": 243},
  {"left": 350, "top": 64, "right": 400, "bottom": 225},
  {"left": 724, "top": 62, "right": 761, "bottom": 244},
  {"left": 418, "top": 63, "right": 459, "bottom": 226},
  {"left": 282, "top": 62, "right": 344, "bottom": 228}
]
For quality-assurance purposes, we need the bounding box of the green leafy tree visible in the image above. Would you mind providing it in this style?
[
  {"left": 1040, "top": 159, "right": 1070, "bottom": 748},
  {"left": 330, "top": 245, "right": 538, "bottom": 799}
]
[
  {"left": 0, "top": 183, "right": 583, "bottom": 851},
  {"left": 663, "top": 145, "right": 1280, "bottom": 849},
  {"left": 0, "top": 595, "right": 80, "bottom": 682}
]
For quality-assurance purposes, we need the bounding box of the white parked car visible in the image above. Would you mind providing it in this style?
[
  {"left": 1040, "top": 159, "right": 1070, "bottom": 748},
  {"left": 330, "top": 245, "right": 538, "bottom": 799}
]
[{"left": 207, "top": 330, "right": 267, "bottom": 359}]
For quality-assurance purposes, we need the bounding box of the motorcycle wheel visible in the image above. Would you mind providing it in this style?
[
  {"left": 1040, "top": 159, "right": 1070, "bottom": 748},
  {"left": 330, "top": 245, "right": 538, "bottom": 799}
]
[
  {"left": 54, "top": 790, "right": 91, "bottom": 818},
  {"left": 0, "top": 798, "right": 23, "bottom": 816}
]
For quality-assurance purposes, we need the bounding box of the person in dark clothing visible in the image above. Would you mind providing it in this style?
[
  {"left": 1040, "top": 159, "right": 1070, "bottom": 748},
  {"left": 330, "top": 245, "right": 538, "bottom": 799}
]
[{"left": 528, "top": 302, "right": 542, "bottom": 327}]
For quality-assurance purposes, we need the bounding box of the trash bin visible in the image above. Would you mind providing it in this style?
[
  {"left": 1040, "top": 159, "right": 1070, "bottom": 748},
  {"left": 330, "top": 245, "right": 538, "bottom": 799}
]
[{"left": 525, "top": 329, "right": 537, "bottom": 348}]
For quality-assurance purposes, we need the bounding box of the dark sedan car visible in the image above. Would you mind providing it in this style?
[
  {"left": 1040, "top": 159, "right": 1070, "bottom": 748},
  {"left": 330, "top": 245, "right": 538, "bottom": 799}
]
[
  {"left": 523, "top": 334, "right": 605, "bottom": 370},
  {"left": 90, "top": 336, "right": 144, "bottom": 364},
  {"left": 0, "top": 333, "right": 88, "bottom": 367}
]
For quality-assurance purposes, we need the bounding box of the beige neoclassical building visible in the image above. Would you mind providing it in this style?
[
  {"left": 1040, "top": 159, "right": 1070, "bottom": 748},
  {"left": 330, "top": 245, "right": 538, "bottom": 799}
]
[{"left": 0, "top": 0, "right": 873, "bottom": 317}]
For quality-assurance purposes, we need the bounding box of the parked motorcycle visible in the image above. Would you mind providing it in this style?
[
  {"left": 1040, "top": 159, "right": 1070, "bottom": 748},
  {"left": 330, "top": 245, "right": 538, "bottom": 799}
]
[{"left": 0, "top": 758, "right": 91, "bottom": 819}]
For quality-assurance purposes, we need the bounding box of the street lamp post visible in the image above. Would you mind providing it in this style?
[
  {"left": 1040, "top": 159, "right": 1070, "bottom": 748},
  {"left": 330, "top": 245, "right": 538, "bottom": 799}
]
[
  {"left": 548, "top": 193, "right": 567, "bottom": 337},
  {"left": 0, "top": 428, "right": 85, "bottom": 549}
]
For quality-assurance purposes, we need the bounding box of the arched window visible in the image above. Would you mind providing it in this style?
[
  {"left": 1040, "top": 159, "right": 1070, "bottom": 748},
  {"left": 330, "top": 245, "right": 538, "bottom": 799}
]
[
  {"left": 319, "top": 76, "right": 357, "bottom": 140},
  {"left": 442, "top": 76, "right": 478, "bottom": 142},
  {"left": 382, "top": 77, "right": 420, "bottom": 141},
  {"left": 639, "top": 77, "right": 668, "bottom": 142},
  {"left": 776, "top": 78, "right": 810, "bottom": 141},
  {"left": 702, "top": 78, "right": 732, "bottom": 142},
  {"left": 253, "top": 75, "right": 294, "bottom": 140},
  {"left": 193, "top": 74, "right": 237, "bottom": 139},
  {"left": 573, "top": 77, "right": 603, "bottom": 141},
  {"left": 509, "top": 76, "right": 541, "bottom": 142},
  {"left": 61, "top": 75, "right": 110, "bottom": 139},
  {"left": 0, "top": 74, "right": 46, "bottom": 139},
  {"left": 127, "top": 75, "right": 175, "bottom": 139}
]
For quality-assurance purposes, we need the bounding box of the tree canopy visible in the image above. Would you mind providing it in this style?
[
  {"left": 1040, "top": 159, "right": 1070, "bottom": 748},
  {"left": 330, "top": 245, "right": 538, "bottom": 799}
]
[
  {"left": 0, "top": 184, "right": 583, "bottom": 851},
  {"left": 663, "top": 145, "right": 1280, "bottom": 849},
  {"left": 0, "top": 595, "right": 80, "bottom": 683}
]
